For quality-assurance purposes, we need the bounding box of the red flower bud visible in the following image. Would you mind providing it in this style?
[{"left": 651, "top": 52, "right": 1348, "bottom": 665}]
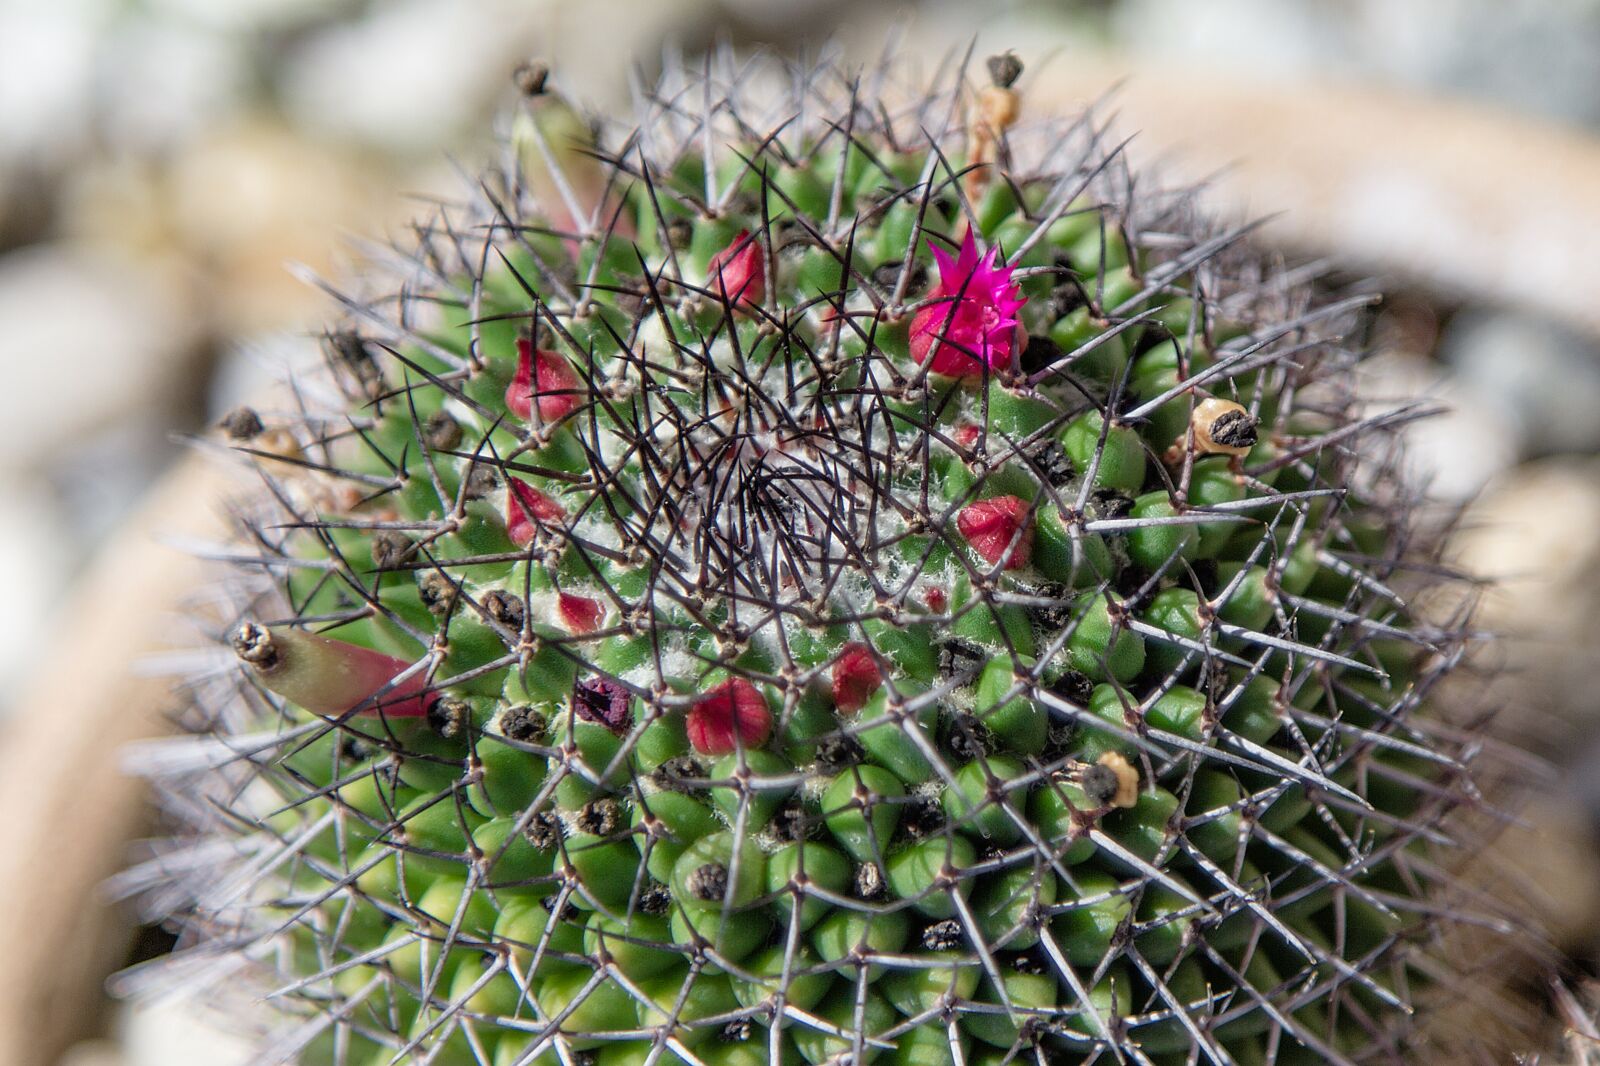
[
  {"left": 831, "top": 642, "right": 883, "bottom": 714},
  {"left": 707, "top": 230, "right": 764, "bottom": 312},
  {"left": 924, "top": 586, "right": 948, "bottom": 613},
  {"left": 557, "top": 592, "right": 605, "bottom": 634},
  {"left": 686, "top": 677, "right": 773, "bottom": 755},
  {"left": 957, "top": 495, "right": 1034, "bottom": 570},
  {"left": 506, "top": 477, "right": 566, "bottom": 547},
  {"left": 505, "top": 338, "right": 584, "bottom": 425}
]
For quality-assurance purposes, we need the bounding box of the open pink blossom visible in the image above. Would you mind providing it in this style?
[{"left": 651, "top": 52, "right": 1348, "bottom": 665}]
[{"left": 909, "top": 231, "right": 1027, "bottom": 377}]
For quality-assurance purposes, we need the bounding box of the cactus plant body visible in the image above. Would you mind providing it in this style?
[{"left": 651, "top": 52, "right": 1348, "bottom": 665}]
[{"left": 131, "top": 46, "right": 1498, "bottom": 1066}]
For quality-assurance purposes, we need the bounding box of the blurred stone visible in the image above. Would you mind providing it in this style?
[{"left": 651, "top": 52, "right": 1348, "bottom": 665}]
[
  {"left": 1442, "top": 309, "right": 1600, "bottom": 457},
  {"left": 281, "top": 0, "right": 549, "bottom": 152},
  {"left": 0, "top": 243, "right": 198, "bottom": 472},
  {"left": 96, "top": 18, "right": 247, "bottom": 154},
  {"left": 1451, "top": 456, "right": 1600, "bottom": 638},
  {"left": 119, "top": 998, "right": 251, "bottom": 1066},
  {"left": 1111, "top": 0, "right": 1346, "bottom": 78},
  {"left": 161, "top": 121, "right": 415, "bottom": 333},
  {"left": 145, "top": 0, "right": 345, "bottom": 31},
  {"left": 0, "top": 1, "right": 107, "bottom": 171},
  {"left": 1357, "top": 349, "right": 1519, "bottom": 502},
  {"left": 0, "top": 478, "right": 74, "bottom": 718},
  {"left": 58, "top": 1039, "right": 124, "bottom": 1066},
  {"left": 1112, "top": 0, "right": 1600, "bottom": 129},
  {"left": 1450, "top": 457, "right": 1600, "bottom": 764}
]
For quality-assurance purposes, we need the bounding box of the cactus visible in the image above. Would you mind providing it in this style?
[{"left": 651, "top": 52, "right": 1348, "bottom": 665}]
[{"left": 129, "top": 47, "right": 1503, "bottom": 1066}]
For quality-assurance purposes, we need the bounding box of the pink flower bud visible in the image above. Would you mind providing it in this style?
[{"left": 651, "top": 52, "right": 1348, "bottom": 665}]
[
  {"left": 231, "top": 622, "right": 434, "bottom": 719},
  {"left": 957, "top": 495, "right": 1034, "bottom": 570},
  {"left": 831, "top": 642, "right": 883, "bottom": 714},
  {"left": 557, "top": 592, "right": 605, "bottom": 634},
  {"left": 506, "top": 338, "right": 584, "bottom": 425},
  {"left": 506, "top": 477, "right": 566, "bottom": 547},
  {"left": 686, "top": 677, "right": 773, "bottom": 755},
  {"left": 707, "top": 230, "right": 765, "bottom": 312}
]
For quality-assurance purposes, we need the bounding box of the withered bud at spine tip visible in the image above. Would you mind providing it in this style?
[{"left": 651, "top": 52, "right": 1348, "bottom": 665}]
[
  {"left": 513, "top": 60, "right": 550, "bottom": 97},
  {"left": 231, "top": 621, "right": 279, "bottom": 672},
  {"left": 463, "top": 463, "right": 500, "bottom": 501},
  {"left": 639, "top": 885, "right": 671, "bottom": 916},
  {"left": 422, "top": 410, "right": 463, "bottom": 452},
  {"left": 370, "top": 531, "right": 417, "bottom": 571},
  {"left": 525, "top": 811, "right": 562, "bottom": 850},
  {"left": 482, "top": 588, "right": 526, "bottom": 630},
  {"left": 218, "top": 406, "right": 263, "bottom": 441},
  {"left": 500, "top": 705, "right": 544, "bottom": 743},
  {"left": 1191, "top": 397, "right": 1259, "bottom": 455},
  {"left": 922, "top": 919, "right": 964, "bottom": 951},
  {"left": 576, "top": 797, "right": 622, "bottom": 836},
  {"left": 987, "top": 51, "right": 1024, "bottom": 90}
]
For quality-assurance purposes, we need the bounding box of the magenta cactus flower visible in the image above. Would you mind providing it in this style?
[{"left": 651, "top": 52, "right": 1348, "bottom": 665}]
[{"left": 910, "top": 230, "right": 1027, "bottom": 376}]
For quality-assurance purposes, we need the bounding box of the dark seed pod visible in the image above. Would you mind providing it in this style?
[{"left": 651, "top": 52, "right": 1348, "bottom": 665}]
[
  {"left": 1024, "top": 438, "right": 1074, "bottom": 486},
  {"left": 922, "top": 919, "right": 964, "bottom": 951},
  {"left": 416, "top": 570, "right": 460, "bottom": 616},
  {"left": 943, "top": 714, "right": 995, "bottom": 760},
  {"left": 815, "top": 734, "right": 865, "bottom": 771},
  {"left": 481, "top": 588, "right": 526, "bottom": 630},
  {"left": 576, "top": 797, "right": 622, "bottom": 836},
  {"left": 936, "top": 638, "right": 986, "bottom": 684},
  {"left": 853, "top": 861, "right": 887, "bottom": 901},
  {"left": 427, "top": 697, "right": 470, "bottom": 739},
  {"left": 686, "top": 862, "right": 730, "bottom": 902},
  {"left": 639, "top": 883, "right": 672, "bottom": 915},
  {"left": 1079, "top": 762, "right": 1122, "bottom": 809},
  {"left": 500, "top": 705, "right": 544, "bottom": 743},
  {"left": 525, "top": 810, "right": 562, "bottom": 849}
]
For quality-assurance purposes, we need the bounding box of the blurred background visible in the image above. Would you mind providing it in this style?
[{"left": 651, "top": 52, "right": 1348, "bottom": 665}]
[{"left": 4, "top": 0, "right": 1600, "bottom": 1063}]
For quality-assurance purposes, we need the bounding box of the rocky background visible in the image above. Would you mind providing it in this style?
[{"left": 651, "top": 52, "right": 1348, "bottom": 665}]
[{"left": 3, "top": 0, "right": 1600, "bottom": 1063}]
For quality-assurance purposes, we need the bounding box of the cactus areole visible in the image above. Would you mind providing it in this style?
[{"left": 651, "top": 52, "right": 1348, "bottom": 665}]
[{"left": 133, "top": 47, "right": 1502, "bottom": 1066}]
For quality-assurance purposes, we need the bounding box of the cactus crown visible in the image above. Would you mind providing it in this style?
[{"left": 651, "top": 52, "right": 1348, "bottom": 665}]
[{"left": 126, "top": 45, "right": 1499, "bottom": 1066}]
